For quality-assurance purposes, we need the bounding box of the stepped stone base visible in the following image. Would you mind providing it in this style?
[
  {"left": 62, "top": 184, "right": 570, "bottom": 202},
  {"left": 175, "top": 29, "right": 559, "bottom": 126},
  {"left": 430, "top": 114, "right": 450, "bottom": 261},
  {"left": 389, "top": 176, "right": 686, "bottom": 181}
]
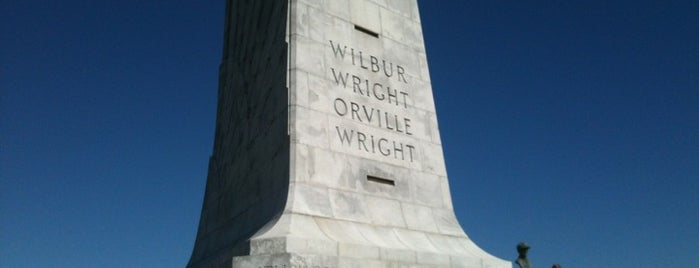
[
  {"left": 234, "top": 253, "right": 506, "bottom": 268},
  {"left": 219, "top": 214, "right": 510, "bottom": 268}
]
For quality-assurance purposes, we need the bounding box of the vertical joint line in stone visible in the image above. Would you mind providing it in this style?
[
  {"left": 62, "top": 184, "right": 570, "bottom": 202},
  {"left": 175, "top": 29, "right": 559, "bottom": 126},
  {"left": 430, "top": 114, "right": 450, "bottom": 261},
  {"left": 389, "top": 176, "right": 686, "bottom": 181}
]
[
  {"left": 354, "top": 25, "right": 380, "bottom": 38},
  {"left": 286, "top": 0, "right": 293, "bottom": 135}
]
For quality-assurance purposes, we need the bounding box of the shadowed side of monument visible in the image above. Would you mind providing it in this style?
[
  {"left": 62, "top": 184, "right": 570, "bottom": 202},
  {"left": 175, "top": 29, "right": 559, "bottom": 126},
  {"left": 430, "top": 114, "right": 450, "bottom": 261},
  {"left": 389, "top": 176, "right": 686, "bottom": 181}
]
[
  {"left": 188, "top": 0, "right": 511, "bottom": 267},
  {"left": 186, "top": 1, "right": 290, "bottom": 267}
]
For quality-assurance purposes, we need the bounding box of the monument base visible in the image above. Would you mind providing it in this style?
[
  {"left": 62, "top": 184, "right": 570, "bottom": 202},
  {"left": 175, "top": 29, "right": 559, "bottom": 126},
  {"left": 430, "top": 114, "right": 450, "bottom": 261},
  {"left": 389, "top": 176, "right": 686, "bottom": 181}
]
[
  {"left": 219, "top": 213, "right": 511, "bottom": 268},
  {"left": 233, "top": 253, "right": 508, "bottom": 268}
]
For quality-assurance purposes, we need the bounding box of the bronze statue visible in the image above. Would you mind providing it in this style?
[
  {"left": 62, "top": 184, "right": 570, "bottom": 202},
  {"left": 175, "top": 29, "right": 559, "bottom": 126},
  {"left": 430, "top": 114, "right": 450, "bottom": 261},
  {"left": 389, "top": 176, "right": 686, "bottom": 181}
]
[
  {"left": 552, "top": 264, "right": 562, "bottom": 268},
  {"left": 515, "top": 242, "right": 532, "bottom": 268}
]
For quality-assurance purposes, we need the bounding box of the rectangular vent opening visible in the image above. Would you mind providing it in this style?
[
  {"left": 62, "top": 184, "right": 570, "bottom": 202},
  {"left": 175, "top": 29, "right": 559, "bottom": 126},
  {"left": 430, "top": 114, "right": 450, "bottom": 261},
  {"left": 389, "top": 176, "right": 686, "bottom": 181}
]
[
  {"left": 367, "top": 175, "right": 395, "bottom": 186},
  {"left": 354, "top": 25, "right": 379, "bottom": 38}
]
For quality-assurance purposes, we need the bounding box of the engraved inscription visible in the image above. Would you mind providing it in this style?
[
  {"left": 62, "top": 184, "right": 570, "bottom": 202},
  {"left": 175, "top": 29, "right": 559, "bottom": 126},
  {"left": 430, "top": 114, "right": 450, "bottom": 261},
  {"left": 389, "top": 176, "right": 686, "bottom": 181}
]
[
  {"left": 328, "top": 40, "right": 417, "bottom": 162},
  {"left": 329, "top": 41, "right": 408, "bottom": 83}
]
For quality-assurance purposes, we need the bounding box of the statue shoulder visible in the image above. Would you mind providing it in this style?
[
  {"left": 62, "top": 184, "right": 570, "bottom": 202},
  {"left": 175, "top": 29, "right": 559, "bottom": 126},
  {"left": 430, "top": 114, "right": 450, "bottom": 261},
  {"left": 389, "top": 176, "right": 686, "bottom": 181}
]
[{"left": 515, "top": 258, "right": 531, "bottom": 268}]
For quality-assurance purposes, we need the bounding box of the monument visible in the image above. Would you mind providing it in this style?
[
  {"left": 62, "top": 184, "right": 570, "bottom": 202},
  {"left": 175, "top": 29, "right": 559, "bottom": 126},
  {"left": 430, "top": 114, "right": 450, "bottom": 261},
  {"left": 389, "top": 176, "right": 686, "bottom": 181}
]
[{"left": 186, "top": 1, "right": 510, "bottom": 267}]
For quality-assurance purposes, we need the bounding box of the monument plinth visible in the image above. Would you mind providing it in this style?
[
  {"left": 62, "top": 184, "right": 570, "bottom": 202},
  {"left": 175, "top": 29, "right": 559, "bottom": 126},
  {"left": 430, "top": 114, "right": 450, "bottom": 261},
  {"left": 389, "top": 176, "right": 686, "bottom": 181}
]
[{"left": 186, "top": 1, "right": 510, "bottom": 267}]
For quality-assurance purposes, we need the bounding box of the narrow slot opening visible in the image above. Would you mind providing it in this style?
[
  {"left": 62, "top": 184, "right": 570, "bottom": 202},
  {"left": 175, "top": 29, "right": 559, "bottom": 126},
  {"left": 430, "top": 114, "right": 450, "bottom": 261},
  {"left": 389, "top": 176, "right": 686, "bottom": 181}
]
[
  {"left": 354, "top": 25, "right": 380, "bottom": 38},
  {"left": 367, "top": 175, "right": 395, "bottom": 186}
]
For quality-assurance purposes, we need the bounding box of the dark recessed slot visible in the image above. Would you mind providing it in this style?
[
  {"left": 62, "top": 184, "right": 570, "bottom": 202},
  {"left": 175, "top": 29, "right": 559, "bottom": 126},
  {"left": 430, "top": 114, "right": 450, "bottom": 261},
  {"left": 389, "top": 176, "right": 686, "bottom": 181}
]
[
  {"left": 367, "top": 175, "right": 395, "bottom": 186},
  {"left": 354, "top": 25, "right": 379, "bottom": 38}
]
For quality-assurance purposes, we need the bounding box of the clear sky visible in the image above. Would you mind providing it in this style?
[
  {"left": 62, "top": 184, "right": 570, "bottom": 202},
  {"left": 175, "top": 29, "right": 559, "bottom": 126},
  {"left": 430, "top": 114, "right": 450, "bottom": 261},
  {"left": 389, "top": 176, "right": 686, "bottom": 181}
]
[{"left": 1, "top": 1, "right": 697, "bottom": 267}]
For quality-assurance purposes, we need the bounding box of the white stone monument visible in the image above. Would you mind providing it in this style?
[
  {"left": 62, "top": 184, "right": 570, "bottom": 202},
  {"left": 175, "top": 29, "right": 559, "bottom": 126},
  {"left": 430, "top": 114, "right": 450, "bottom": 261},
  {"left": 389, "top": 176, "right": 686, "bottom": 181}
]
[{"left": 186, "top": 1, "right": 511, "bottom": 267}]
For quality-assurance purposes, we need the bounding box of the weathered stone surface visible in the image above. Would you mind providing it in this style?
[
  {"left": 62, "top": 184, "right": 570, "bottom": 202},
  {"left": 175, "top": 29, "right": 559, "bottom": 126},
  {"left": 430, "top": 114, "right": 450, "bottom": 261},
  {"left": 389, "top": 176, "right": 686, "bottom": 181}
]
[{"left": 186, "top": 1, "right": 511, "bottom": 268}]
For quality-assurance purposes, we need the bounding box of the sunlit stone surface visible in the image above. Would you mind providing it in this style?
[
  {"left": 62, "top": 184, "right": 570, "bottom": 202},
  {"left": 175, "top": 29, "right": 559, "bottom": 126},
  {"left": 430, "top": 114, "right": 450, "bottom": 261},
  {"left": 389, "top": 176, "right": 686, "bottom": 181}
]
[{"left": 186, "top": 1, "right": 511, "bottom": 267}]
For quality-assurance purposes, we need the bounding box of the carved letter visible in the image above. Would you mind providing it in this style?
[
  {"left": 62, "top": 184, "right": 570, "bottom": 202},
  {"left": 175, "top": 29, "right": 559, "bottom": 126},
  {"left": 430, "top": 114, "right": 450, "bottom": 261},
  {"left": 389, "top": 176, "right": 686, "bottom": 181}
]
[
  {"left": 406, "top": 144, "right": 416, "bottom": 162},
  {"left": 331, "top": 68, "right": 349, "bottom": 88},
  {"left": 378, "top": 138, "right": 390, "bottom": 156},
  {"left": 334, "top": 98, "right": 348, "bottom": 116},
  {"left": 394, "top": 114, "right": 403, "bottom": 133},
  {"left": 357, "top": 131, "right": 369, "bottom": 152},
  {"left": 329, "top": 40, "right": 346, "bottom": 59},
  {"left": 352, "top": 75, "right": 363, "bottom": 95},
  {"left": 397, "top": 65, "right": 408, "bottom": 83},
  {"left": 359, "top": 51, "right": 368, "bottom": 69},
  {"left": 362, "top": 105, "right": 376, "bottom": 123},
  {"left": 336, "top": 126, "right": 354, "bottom": 145},
  {"left": 400, "top": 91, "right": 409, "bottom": 109},
  {"left": 350, "top": 102, "right": 362, "bottom": 122},
  {"left": 383, "top": 60, "right": 394, "bottom": 77},
  {"left": 404, "top": 118, "right": 413, "bottom": 135},
  {"left": 373, "top": 83, "right": 386, "bottom": 101},
  {"left": 370, "top": 56, "right": 380, "bottom": 72},
  {"left": 393, "top": 141, "right": 404, "bottom": 160},
  {"left": 387, "top": 87, "right": 398, "bottom": 106}
]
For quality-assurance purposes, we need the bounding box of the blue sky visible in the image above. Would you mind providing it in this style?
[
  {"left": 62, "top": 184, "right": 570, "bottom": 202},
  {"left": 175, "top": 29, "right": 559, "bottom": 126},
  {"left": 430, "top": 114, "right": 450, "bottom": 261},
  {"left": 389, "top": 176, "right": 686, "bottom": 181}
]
[{"left": 2, "top": 1, "right": 697, "bottom": 267}]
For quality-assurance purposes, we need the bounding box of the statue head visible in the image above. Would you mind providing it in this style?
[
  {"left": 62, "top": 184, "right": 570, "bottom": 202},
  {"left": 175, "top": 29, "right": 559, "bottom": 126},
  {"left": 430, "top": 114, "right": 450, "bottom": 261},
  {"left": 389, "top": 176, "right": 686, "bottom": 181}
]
[
  {"left": 552, "top": 264, "right": 562, "bottom": 268},
  {"left": 516, "top": 242, "right": 530, "bottom": 256}
]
